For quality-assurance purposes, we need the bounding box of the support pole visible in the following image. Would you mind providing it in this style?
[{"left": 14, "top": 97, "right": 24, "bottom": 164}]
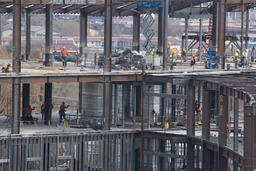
[
  {"left": 245, "top": 8, "right": 249, "bottom": 49},
  {"left": 233, "top": 97, "right": 239, "bottom": 170},
  {"left": 187, "top": 80, "right": 195, "bottom": 171},
  {"left": 219, "top": 0, "right": 226, "bottom": 69},
  {"left": 45, "top": 5, "right": 53, "bottom": 66},
  {"left": 26, "top": 11, "right": 31, "bottom": 61},
  {"left": 80, "top": 8, "right": 87, "bottom": 63},
  {"left": 199, "top": 19, "right": 202, "bottom": 62},
  {"left": 185, "top": 18, "right": 188, "bottom": 62},
  {"left": 212, "top": 1, "right": 218, "bottom": 47},
  {"left": 22, "top": 83, "right": 30, "bottom": 121},
  {"left": 157, "top": 8, "right": 163, "bottom": 55},
  {"left": 244, "top": 106, "right": 256, "bottom": 171},
  {"left": 13, "top": 0, "right": 21, "bottom": 73},
  {"left": 218, "top": 88, "right": 228, "bottom": 170},
  {"left": 241, "top": 2, "right": 244, "bottom": 56},
  {"left": 12, "top": 78, "right": 20, "bottom": 134},
  {"left": 140, "top": 66, "right": 145, "bottom": 171},
  {"left": 162, "top": 0, "right": 169, "bottom": 70},
  {"left": 44, "top": 83, "right": 52, "bottom": 125},
  {"left": 132, "top": 13, "right": 140, "bottom": 52},
  {"left": 0, "top": 14, "right": 2, "bottom": 45}
]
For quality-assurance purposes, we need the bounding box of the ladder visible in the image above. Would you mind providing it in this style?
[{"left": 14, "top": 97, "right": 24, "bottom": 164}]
[{"left": 204, "top": 13, "right": 213, "bottom": 52}]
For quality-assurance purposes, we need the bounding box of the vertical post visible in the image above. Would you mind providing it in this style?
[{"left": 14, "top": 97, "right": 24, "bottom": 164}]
[
  {"left": 219, "top": 0, "right": 226, "bottom": 69},
  {"left": 162, "top": 0, "right": 169, "bottom": 70},
  {"left": 172, "top": 84, "right": 176, "bottom": 123},
  {"left": 218, "top": 87, "right": 228, "bottom": 170},
  {"left": 44, "top": 83, "right": 52, "bottom": 125},
  {"left": 157, "top": 8, "right": 163, "bottom": 55},
  {"left": 199, "top": 19, "right": 202, "bottom": 62},
  {"left": 22, "top": 83, "right": 30, "bottom": 121},
  {"left": 12, "top": 78, "right": 20, "bottom": 134},
  {"left": 187, "top": 80, "right": 195, "bottom": 171},
  {"left": 0, "top": 14, "right": 2, "bottom": 45},
  {"left": 140, "top": 66, "right": 145, "bottom": 171},
  {"left": 45, "top": 5, "right": 53, "bottom": 66},
  {"left": 132, "top": 13, "right": 140, "bottom": 52},
  {"left": 13, "top": 0, "right": 21, "bottom": 73},
  {"left": 202, "top": 83, "right": 211, "bottom": 171},
  {"left": 241, "top": 2, "right": 244, "bottom": 57},
  {"left": 244, "top": 106, "right": 256, "bottom": 171},
  {"left": 185, "top": 18, "right": 188, "bottom": 62},
  {"left": 245, "top": 8, "right": 249, "bottom": 49},
  {"left": 233, "top": 97, "right": 239, "bottom": 170},
  {"left": 212, "top": 1, "right": 218, "bottom": 47},
  {"left": 79, "top": 83, "right": 82, "bottom": 113},
  {"left": 80, "top": 8, "right": 87, "bottom": 62},
  {"left": 114, "top": 84, "right": 117, "bottom": 127},
  {"left": 26, "top": 11, "right": 31, "bottom": 61},
  {"left": 104, "top": 0, "right": 112, "bottom": 72},
  {"left": 103, "top": 81, "right": 112, "bottom": 130}
]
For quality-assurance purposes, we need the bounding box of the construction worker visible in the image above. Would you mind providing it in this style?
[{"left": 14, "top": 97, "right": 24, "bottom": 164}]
[
  {"left": 190, "top": 55, "right": 196, "bottom": 67},
  {"left": 234, "top": 50, "right": 239, "bottom": 69},
  {"left": 201, "top": 48, "right": 205, "bottom": 59},
  {"left": 26, "top": 105, "right": 35, "bottom": 124},
  {"left": 2, "top": 63, "right": 11, "bottom": 73},
  {"left": 59, "top": 102, "right": 69, "bottom": 122},
  {"left": 195, "top": 100, "right": 201, "bottom": 122},
  {"left": 242, "top": 49, "right": 248, "bottom": 68},
  {"left": 60, "top": 47, "right": 69, "bottom": 66},
  {"left": 227, "top": 124, "right": 231, "bottom": 141}
]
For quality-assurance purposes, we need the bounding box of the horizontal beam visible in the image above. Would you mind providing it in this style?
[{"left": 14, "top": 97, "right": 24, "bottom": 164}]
[
  {"left": 144, "top": 151, "right": 187, "bottom": 159},
  {"left": 144, "top": 92, "right": 187, "bottom": 99}
]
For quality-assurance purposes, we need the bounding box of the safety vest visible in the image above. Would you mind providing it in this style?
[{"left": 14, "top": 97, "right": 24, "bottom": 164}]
[
  {"left": 3, "top": 64, "right": 8, "bottom": 69},
  {"left": 150, "top": 49, "right": 154, "bottom": 56},
  {"left": 242, "top": 51, "right": 248, "bottom": 59},
  {"left": 234, "top": 52, "right": 238, "bottom": 61}
]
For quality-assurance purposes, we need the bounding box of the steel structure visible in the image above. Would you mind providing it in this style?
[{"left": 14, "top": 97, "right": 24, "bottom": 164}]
[{"left": 0, "top": 0, "right": 255, "bottom": 170}]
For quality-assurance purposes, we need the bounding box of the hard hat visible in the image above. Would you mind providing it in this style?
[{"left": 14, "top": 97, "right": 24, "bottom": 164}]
[
  {"left": 246, "top": 49, "right": 249, "bottom": 51},
  {"left": 236, "top": 50, "right": 239, "bottom": 52},
  {"left": 63, "top": 47, "right": 65, "bottom": 49}
]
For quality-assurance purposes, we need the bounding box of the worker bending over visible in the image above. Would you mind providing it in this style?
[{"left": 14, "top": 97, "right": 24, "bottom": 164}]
[{"left": 2, "top": 63, "right": 11, "bottom": 73}]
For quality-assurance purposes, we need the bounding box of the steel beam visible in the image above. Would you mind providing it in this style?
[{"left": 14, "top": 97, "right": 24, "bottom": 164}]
[
  {"left": 185, "top": 18, "right": 188, "bottom": 62},
  {"left": 219, "top": 0, "right": 226, "bottom": 69},
  {"left": 25, "top": 11, "right": 31, "bottom": 61},
  {"left": 218, "top": 89, "right": 228, "bottom": 170},
  {"left": 162, "top": 0, "right": 168, "bottom": 70},
  {"left": 132, "top": 13, "right": 140, "bottom": 52},
  {"left": 244, "top": 106, "right": 256, "bottom": 171},
  {"left": 22, "top": 83, "right": 30, "bottom": 122},
  {"left": 13, "top": 0, "right": 21, "bottom": 73},
  {"left": 103, "top": 80, "right": 112, "bottom": 130},
  {"left": 187, "top": 80, "right": 195, "bottom": 171},
  {"left": 44, "top": 83, "right": 52, "bottom": 124},
  {"left": 144, "top": 92, "right": 186, "bottom": 99},
  {"left": 245, "top": 8, "right": 249, "bottom": 49},
  {"left": 140, "top": 66, "right": 145, "bottom": 171},
  {"left": 104, "top": 0, "right": 112, "bottom": 72},
  {"left": 233, "top": 97, "right": 239, "bottom": 170},
  {"left": 157, "top": 8, "right": 163, "bottom": 55},
  {"left": 0, "top": 14, "right": 1, "bottom": 45},
  {"left": 199, "top": 18, "right": 202, "bottom": 61},
  {"left": 202, "top": 83, "right": 210, "bottom": 140},
  {"left": 212, "top": 1, "right": 217, "bottom": 47},
  {"left": 241, "top": 3, "right": 244, "bottom": 57},
  {"left": 45, "top": 5, "right": 53, "bottom": 66},
  {"left": 80, "top": 8, "right": 87, "bottom": 63},
  {"left": 11, "top": 78, "right": 20, "bottom": 134}
]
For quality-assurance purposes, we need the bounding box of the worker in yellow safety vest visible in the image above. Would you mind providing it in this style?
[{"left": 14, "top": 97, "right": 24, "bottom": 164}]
[
  {"left": 242, "top": 49, "right": 248, "bottom": 68},
  {"left": 234, "top": 50, "right": 239, "bottom": 68}
]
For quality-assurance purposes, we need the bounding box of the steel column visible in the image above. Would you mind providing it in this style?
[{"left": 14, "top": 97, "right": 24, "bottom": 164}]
[
  {"left": 132, "top": 13, "right": 140, "bottom": 52},
  {"left": 187, "top": 80, "right": 195, "bottom": 171},
  {"left": 244, "top": 106, "right": 256, "bottom": 171},
  {"left": 218, "top": 90, "right": 228, "bottom": 170},
  {"left": 202, "top": 83, "right": 211, "bottom": 171},
  {"left": 80, "top": 8, "right": 87, "bottom": 62},
  {"left": 219, "top": 0, "right": 226, "bottom": 69},
  {"left": 140, "top": 66, "right": 145, "bottom": 171},
  {"left": 103, "top": 80, "right": 112, "bottom": 130},
  {"left": 13, "top": 0, "right": 21, "bottom": 73},
  {"left": 44, "top": 83, "right": 52, "bottom": 125},
  {"left": 114, "top": 84, "right": 117, "bottom": 127},
  {"left": 162, "top": 0, "right": 168, "bottom": 70},
  {"left": 45, "top": 5, "right": 53, "bottom": 66},
  {"left": 22, "top": 83, "right": 30, "bottom": 121},
  {"left": 199, "top": 19, "right": 202, "bottom": 62},
  {"left": 245, "top": 8, "right": 249, "bottom": 49},
  {"left": 11, "top": 78, "right": 20, "bottom": 134},
  {"left": 241, "top": 3, "right": 244, "bottom": 56},
  {"left": 185, "top": 18, "right": 188, "bottom": 62},
  {"left": 157, "top": 8, "right": 163, "bottom": 55},
  {"left": 104, "top": 0, "right": 112, "bottom": 72},
  {"left": 172, "top": 84, "right": 176, "bottom": 123},
  {"left": 26, "top": 11, "right": 31, "bottom": 61},
  {"left": 79, "top": 83, "right": 82, "bottom": 113},
  {"left": 0, "top": 14, "right": 1, "bottom": 45},
  {"left": 212, "top": 1, "right": 218, "bottom": 47},
  {"left": 161, "top": 83, "right": 167, "bottom": 123},
  {"left": 233, "top": 97, "right": 239, "bottom": 170}
]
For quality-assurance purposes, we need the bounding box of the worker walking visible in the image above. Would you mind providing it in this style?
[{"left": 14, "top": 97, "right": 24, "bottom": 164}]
[
  {"left": 234, "top": 50, "right": 239, "bottom": 69},
  {"left": 59, "top": 102, "right": 69, "bottom": 122},
  {"left": 190, "top": 55, "right": 196, "bottom": 67},
  {"left": 242, "top": 49, "right": 248, "bottom": 68},
  {"left": 2, "top": 63, "right": 11, "bottom": 73},
  {"left": 60, "top": 47, "right": 69, "bottom": 66}
]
